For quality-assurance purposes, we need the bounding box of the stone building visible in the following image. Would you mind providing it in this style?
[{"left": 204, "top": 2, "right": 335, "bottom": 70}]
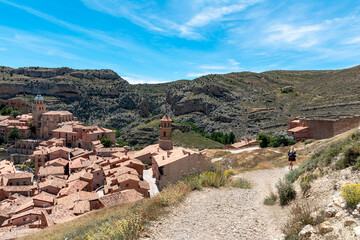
[
  {"left": 52, "top": 123, "right": 116, "bottom": 149},
  {"left": 288, "top": 116, "right": 360, "bottom": 141},
  {"left": 159, "top": 113, "right": 173, "bottom": 150},
  {"left": 32, "top": 94, "right": 77, "bottom": 139}
]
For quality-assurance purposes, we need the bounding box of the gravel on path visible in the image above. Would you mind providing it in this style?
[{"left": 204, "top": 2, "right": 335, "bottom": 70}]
[{"left": 142, "top": 167, "right": 291, "bottom": 240}]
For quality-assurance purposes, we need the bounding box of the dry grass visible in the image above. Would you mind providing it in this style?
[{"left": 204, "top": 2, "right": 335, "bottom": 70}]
[
  {"left": 283, "top": 203, "right": 325, "bottom": 239},
  {"left": 231, "top": 148, "right": 288, "bottom": 172}
]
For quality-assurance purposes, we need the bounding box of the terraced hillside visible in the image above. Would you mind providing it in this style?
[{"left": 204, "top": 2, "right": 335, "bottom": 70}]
[{"left": 1, "top": 65, "right": 360, "bottom": 147}]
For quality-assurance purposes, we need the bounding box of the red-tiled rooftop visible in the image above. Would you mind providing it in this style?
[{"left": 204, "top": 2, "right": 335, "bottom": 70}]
[
  {"left": 45, "top": 158, "right": 69, "bottom": 167},
  {"left": 33, "top": 192, "right": 55, "bottom": 203},
  {"left": 288, "top": 126, "right": 309, "bottom": 132},
  {"left": 2, "top": 173, "right": 33, "bottom": 179},
  {"left": 99, "top": 189, "right": 143, "bottom": 207},
  {"left": 161, "top": 113, "right": 171, "bottom": 121},
  {"left": 57, "top": 179, "right": 89, "bottom": 197}
]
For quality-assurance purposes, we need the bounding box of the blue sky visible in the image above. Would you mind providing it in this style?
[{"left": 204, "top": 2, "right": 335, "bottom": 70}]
[{"left": 0, "top": 0, "right": 359, "bottom": 83}]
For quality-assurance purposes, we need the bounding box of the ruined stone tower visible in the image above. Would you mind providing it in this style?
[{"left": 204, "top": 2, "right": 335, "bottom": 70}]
[
  {"left": 32, "top": 94, "right": 46, "bottom": 136},
  {"left": 159, "top": 113, "right": 173, "bottom": 150}
]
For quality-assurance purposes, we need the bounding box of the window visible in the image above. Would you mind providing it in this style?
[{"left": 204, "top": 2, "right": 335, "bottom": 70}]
[
  {"left": 23, "top": 181, "right": 26, "bottom": 185},
  {"left": 163, "top": 132, "right": 166, "bottom": 137},
  {"left": 23, "top": 218, "right": 26, "bottom": 221},
  {"left": 97, "top": 173, "right": 99, "bottom": 176},
  {"left": 126, "top": 184, "right": 129, "bottom": 187},
  {"left": 159, "top": 167, "right": 164, "bottom": 175},
  {"left": 16, "top": 182, "right": 19, "bottom": 186}
]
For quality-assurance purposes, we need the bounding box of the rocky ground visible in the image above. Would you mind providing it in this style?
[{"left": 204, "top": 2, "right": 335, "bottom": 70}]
[
  {"left": 293, "top": 168, "right": 360, "bottom": 239},
  {"left": 142, "top": 167, "right": 291, "bottom": 240}
]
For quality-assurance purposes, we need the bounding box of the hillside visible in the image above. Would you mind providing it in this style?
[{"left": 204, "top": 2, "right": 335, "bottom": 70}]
[{"left": 1, "top": 66, "right": 360, "bottom": 146}]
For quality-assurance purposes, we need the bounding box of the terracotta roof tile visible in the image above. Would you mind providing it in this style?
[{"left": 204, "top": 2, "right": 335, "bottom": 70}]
[{"left": 99, "top": 189, "right": 143, "bottom": 207}]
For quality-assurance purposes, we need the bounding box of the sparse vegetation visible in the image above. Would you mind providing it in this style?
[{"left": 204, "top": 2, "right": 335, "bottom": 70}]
[
  {"left": 264, "top": 191, "right": 278, "bottom": 205},
  {"left": 182, "top": 170, "right": 228, "bottom": 190},
  {"left": 276, "top": 178, "right": 296, "bottom": 206},
  {"left": 182, "top": 121, "right": 237, "bottom": 145},
  {"left": 283, "top": 203, "right": 325, "bottom": 239},
  {"left": 230, "top": 178, "right": 252, "bottom": 189},
  {"left": 116, "top": 138, "right": 131, "bottom": 147},
  {"left": 299, "top": 173, "right": 319, "bottom": 194}
]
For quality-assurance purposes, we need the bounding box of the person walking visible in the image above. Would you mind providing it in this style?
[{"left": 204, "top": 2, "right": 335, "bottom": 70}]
[{"left": 288, "top": 146, "right": 296, "bottom": 170}]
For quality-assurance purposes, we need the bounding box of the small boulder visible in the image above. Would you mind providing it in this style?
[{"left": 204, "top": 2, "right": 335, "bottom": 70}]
[
  {"left": 344, "top": 219, "right": 356, "bottom": 226},
  {"left": 319, "top": 221, "right": 333, "bottom": 234},
  {"left": 356, "top": 203, "right": 360, "bottom": 212},
  {"left": 333, "top": 196, "right": 345, "bottom": 207},
  {"left": 353, "top": 209, "right": 359, "bottom": 217},
  {"left": 299, "top": 224, "right": 316, "bottom": 239},
  {"left": 325, "top": 208, "right": 337, "bottom": 218}
]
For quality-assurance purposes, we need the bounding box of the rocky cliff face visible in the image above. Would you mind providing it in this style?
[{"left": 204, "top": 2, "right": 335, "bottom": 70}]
[{"left": 1, "top": 66, "right": 360, "bottom": 146}]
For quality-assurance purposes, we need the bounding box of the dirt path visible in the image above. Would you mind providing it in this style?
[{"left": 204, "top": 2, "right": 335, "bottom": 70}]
[{"left": 142, "top": 167, "right": 292, "bottom": 240}]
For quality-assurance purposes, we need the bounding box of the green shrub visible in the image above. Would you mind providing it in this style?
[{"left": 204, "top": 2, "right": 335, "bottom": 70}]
[
  {"left": 341, "top": 183, "right": 360, "bottom": 208},
  {"left": 230, "top": 178, "right": 252, "bottom": 189},
  {"left": 259, "top": 132, "right": 296, "bottom": 148},
  {"left": 100, "top": 137, "right": 113, "bottom": 148},
  {"left": 258, "top": 134, "right": 270, "bottom": 148},
  {"left": 276, "top": 178, "right": 296, "bottom": 206},
  {"left": 7, "top": 127, "right": 21, "bottom": 142},
  {"left": 281, "top": 89, "right": 294, "bottom": 93}
]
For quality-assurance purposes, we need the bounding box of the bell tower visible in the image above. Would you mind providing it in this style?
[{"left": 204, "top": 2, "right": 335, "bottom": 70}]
[
  {"left": 32, "top": 94, "right": 46, "bottom": 135},
  {"left": 159, "top": 113, "right": 173, "bottom": 150}
]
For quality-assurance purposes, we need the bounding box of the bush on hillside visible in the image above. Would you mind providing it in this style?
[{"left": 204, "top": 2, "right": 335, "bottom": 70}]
[
  {"left": 335, "top": 143, "right": 360, "bottom": 170},
  {"left": 269, "top": 132, "right": 296, "bottom": 148},
  {"left": 276, "top": 178, "right": 296, "bottom": 206},
  {"left": 341, "top": 183, "right": 360, "bottom": 208},
  {"left": 258, "top": 132, "right": 295, "bottom": 148},
  {"left": 258, "top": 134, "right": 270, "bottom": 148}
]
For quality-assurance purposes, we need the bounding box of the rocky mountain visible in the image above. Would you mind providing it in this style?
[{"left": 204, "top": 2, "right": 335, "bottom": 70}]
[{"left": 1, "top": 65, "right": 360, "bottom": 146}]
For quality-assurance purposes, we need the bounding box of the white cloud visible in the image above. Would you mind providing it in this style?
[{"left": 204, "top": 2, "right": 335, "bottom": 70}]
[
  {"left": 0, "top": 47, "right": 6, "bottom": 51},
  {"left": 267, "top": 24, "right": 322, "bottom": 47},
  {"left": 122, "top": 74, "right": 168, "bottom": 84},
  {"left": 343, "top": 36, "right": 360, "bottom": 45},
  {"left": 81, "top": 0, "right": 263, "bottom": 40},
  {"left": 198, "top": 59, "right": 241, "bottom": 71}
]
